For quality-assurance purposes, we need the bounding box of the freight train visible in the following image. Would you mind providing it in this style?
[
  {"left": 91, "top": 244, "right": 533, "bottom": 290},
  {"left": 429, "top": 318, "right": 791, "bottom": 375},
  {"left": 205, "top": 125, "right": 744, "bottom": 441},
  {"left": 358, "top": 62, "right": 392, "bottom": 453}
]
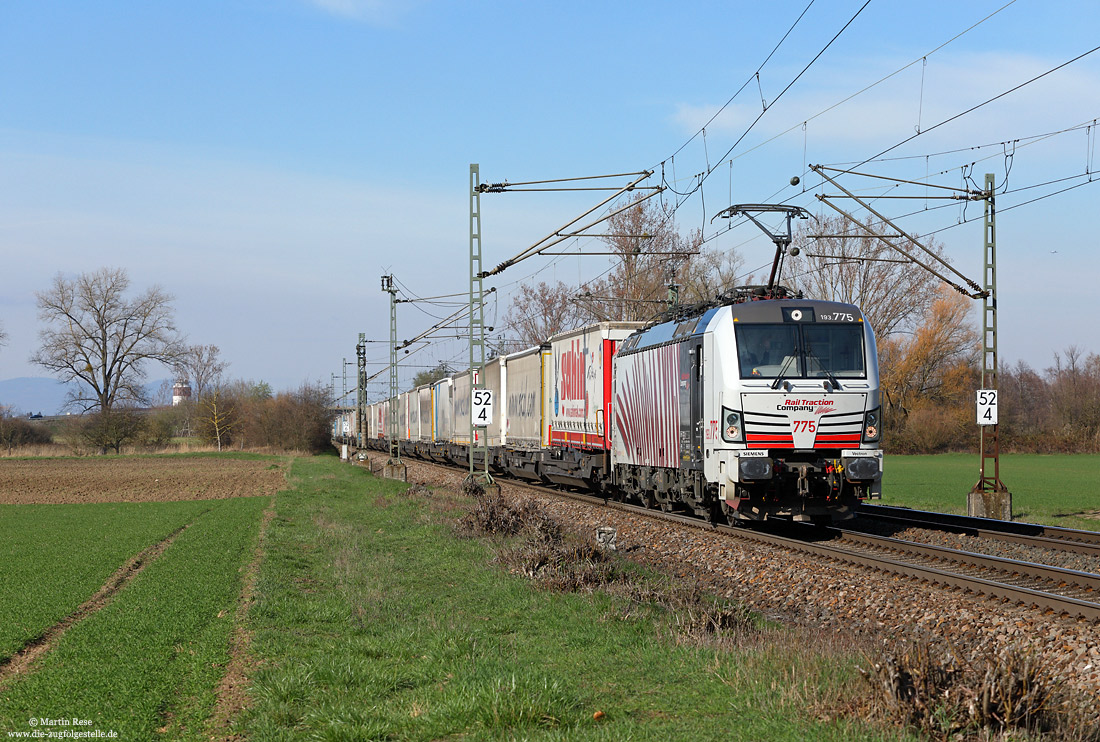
[{"left": 338, "top": 288, "right": 882, "bottom": 524}]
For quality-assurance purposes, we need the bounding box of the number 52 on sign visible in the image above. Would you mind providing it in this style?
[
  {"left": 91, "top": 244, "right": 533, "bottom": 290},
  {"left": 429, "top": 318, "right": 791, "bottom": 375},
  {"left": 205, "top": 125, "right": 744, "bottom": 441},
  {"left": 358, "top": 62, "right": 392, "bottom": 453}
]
[{"left": 976, "top": 389, "right": 998, "bottom": 426}]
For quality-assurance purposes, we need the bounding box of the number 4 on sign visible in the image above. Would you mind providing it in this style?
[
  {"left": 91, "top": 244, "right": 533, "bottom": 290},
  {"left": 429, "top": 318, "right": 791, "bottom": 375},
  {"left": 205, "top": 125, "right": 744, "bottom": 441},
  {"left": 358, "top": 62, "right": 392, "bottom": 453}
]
[
  {"left": 472, "top": 389, "right": 493, "bottom": 427},
  {"left": 976, "top": 389, "right": 998, "bottom": 426}
]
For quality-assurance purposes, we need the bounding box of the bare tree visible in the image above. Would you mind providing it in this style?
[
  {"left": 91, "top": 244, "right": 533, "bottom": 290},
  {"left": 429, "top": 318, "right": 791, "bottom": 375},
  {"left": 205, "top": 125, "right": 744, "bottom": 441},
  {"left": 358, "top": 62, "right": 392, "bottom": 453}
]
[
  {"left": 152, "top": 379, "right": 176, "bottom": 407},
  {"left": 787, "top": 215, "right": 944, "bottom": 339},
  {"left": 31, "top": 268, "right": 185, "bottom": 414},
  {"left": 504, "top": 196, "right": 740, "bottom": 344},
  {"left": 504, "top": 280, "right": 584, "bottom": 348},
  {"left": 999, "top": 360, "right": 1047, "bottom": 432},
  {"left": 581, "top": 196, "right": 708, "bottom": 322},
  {"left": 200, "top": 388, "right": 235, "bottom": 451},
  {"left": 1046, "top": 346, "right": 1100, "bottom": 443},
  {"left": 178, "top": 344, "right": 228, "bottom": 400},
  {"left": 677, "top": 247, "right": 746, "bottom": 306}
]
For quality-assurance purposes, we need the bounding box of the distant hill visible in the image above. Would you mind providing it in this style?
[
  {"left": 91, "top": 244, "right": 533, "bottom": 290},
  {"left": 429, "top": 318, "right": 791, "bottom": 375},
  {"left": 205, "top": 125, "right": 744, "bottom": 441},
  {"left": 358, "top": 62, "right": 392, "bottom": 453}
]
[
  {"left": 0, "top": 377, "right": 172, "bottom": 416},
  {"left": 0, "top": 377, "right": 70, "bottom": 416}
]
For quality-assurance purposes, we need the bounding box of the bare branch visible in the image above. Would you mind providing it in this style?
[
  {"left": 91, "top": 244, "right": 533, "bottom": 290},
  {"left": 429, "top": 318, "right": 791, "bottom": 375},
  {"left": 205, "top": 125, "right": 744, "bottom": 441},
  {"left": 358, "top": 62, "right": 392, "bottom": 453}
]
[
  {"left": 788, "top": 215, "right": 944, "bottom": 339},
  {"left": 177, "top": 344, "right": 229, "bottom": 400},
  {"left": 31, "top": 268, "right": 186, "bottom": 417}
]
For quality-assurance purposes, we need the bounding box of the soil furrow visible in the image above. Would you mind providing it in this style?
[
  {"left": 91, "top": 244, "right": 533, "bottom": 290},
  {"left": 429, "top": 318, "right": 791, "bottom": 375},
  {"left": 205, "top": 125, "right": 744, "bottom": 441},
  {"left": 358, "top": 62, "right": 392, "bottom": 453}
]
[
  {"left": 207, "top": 496, "right": 277, "bottom": 739},
  {"left": 0, "top": 523, "right": 191, "bottom": 687}
]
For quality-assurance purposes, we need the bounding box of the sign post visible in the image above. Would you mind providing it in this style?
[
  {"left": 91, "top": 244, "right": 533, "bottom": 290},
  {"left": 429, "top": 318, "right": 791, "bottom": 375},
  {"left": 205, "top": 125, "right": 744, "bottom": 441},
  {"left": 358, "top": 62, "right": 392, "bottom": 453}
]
[{"left": 968, "top": 174, "right": 1010, "bottom": 520}]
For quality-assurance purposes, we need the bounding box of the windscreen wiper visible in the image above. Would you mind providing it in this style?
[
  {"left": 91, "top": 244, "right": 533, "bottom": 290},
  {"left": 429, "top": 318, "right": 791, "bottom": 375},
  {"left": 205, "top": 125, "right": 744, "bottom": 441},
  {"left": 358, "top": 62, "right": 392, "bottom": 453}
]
[
  {"left": 805, "top": 344, "right": 841, "bottom": 390},
  {"left": 770, "top": 349, "right": 799, "bottom": 390}
]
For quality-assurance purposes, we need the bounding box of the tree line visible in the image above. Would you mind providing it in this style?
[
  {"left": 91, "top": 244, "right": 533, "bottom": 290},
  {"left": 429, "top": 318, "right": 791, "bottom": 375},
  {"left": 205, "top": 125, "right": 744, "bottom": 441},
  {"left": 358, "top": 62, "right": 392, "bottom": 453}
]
[
  {"left": 501, "top": 200, "right": 1098, "bottom": 454},
  {"left": 9, "top": 225, "right": 1095, "bottom": 456},
  {"left": 0, "top": 267, "right": 334, "bottom": 454},
  {"left": 146, "top": 380, "right": 333, "bottom": 454}
]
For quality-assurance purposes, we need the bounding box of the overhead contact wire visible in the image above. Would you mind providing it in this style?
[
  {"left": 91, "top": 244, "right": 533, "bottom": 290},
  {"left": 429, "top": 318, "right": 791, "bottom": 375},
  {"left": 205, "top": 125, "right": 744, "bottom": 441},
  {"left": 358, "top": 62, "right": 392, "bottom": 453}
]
[{"left": 844, "top": 43, "right": 1100, "bottom": 174}]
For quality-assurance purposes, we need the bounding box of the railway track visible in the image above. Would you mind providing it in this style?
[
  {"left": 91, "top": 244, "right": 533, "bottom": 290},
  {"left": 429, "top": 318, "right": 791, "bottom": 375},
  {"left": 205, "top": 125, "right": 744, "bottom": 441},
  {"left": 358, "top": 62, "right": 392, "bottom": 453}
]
[
  {"left": 356, "top": 451, "right": 1100, "bottom": 622},
  {"left": 859, "top": 503, "right": 1100, "bottom": 557},
  {"left": 496, "top": 475, "right": 1100, "bottom": 623}
]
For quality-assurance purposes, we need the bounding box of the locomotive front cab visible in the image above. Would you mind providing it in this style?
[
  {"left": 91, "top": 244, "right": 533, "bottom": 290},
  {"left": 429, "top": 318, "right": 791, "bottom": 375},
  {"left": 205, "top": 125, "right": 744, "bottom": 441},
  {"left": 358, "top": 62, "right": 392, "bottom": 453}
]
[{"left": 713, "top": 300, "right": 882, "bottom": 524}]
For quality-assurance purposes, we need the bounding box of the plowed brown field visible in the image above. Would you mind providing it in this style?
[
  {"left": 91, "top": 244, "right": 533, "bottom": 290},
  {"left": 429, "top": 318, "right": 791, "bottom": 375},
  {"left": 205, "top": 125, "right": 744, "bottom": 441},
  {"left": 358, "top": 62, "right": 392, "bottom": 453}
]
[{"left": 0, "top": 457, "right": 288, "bottom": 504}]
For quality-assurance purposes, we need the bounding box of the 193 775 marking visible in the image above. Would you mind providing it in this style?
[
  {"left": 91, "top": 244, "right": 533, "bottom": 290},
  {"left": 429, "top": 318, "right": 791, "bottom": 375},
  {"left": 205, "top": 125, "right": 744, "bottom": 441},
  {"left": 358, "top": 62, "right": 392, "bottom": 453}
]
[{"left": 819, "top": 312, "right": 855, "bottom": 322}]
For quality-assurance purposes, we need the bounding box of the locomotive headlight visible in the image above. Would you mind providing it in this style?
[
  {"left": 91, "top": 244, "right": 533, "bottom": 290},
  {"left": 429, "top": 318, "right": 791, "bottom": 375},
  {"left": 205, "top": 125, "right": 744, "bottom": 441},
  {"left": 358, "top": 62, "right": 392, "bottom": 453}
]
[
  {"left": 862, "top": 407, "right": 881, "bottom": 443},
  {"left": 739, "top": 457, "right": 773, "bottom": 480},
  {"left": 721, "top": 408, "right": 744, "bottom": 443},
  {"left": 845, "top": 456, "right": 880, "bottom": 480},
  {"left": 841, "top": 450, "right": 882, "bottom": 480}
]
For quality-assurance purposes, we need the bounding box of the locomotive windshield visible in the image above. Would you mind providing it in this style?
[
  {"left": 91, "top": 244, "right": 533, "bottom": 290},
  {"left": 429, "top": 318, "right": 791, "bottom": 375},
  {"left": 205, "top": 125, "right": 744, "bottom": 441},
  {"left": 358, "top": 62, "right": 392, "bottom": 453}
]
[{"left": 736, "top": 323, "right": 866, "bottom": 380}]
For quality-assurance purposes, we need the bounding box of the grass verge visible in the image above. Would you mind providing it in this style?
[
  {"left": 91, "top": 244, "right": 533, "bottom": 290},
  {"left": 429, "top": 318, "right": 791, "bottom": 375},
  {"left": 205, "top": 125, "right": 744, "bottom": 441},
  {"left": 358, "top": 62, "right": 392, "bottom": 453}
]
[
  {"left": 241, "top": 456, "right": 904, "bottom": 741},
  {"left": 881, "top": 453, "right": 1100, "bottom": 529}
]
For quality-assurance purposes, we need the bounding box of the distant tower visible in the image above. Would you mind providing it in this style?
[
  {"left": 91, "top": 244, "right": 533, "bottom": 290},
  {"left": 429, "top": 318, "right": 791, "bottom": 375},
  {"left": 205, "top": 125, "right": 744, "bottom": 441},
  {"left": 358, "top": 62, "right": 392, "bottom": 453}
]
[{"left": 172, "top": 381, "right": 192, "bottom": 406}]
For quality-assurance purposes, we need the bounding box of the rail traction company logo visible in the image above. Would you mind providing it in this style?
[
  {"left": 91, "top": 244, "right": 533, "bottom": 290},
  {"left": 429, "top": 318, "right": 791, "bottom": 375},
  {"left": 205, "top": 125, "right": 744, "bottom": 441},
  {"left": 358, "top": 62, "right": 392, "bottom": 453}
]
[{"left": 777, "top": 398, "right": 836, "bottom": 415}]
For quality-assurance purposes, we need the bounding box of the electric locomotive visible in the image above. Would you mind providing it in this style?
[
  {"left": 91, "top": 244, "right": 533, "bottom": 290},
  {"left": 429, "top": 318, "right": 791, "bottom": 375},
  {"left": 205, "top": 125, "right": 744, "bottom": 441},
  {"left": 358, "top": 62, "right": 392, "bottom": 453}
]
[
  {"left": 611, "top": 287, "right": 881, "bottom": 523},
  {"left": 353, "top": 288, "right": 882, "bottom": 526}
]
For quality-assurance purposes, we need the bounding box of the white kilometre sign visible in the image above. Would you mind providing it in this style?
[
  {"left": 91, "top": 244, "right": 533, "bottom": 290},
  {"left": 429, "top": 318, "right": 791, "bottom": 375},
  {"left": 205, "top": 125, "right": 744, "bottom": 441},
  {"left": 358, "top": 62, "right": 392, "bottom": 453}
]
[
  {"left": 976, "top": 389, "right": 998, "bottom": 426},
  {"left": 472, "top": 389, "right": 494, "bottom": 427}
]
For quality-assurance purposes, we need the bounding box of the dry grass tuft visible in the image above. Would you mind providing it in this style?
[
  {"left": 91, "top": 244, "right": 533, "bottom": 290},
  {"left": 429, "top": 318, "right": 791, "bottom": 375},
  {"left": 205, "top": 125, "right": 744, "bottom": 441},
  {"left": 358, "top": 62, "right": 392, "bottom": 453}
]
[
  {"left": 497, "top": 530, "right": 625, "bottom": 592},
  {"left": 405, "top": 483, "right": 431, "bottom": 498},
  {"left": 456, "top": 486, "right": 560, "bottom": 540},
  {"left": 659, "top": 584, "right": 757, "bottom": 645},
  {"left": 456, "top": 488, "right": 759, "bottom": 649},
  {"left": 859, "top": 639, "right": 1100, "bottom": 740}
]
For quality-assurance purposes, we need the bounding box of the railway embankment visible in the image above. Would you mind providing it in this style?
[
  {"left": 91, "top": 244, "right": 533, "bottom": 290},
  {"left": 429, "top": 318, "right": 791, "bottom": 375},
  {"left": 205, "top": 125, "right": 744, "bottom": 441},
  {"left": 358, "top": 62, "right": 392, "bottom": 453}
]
[
  {"left": 239, "top": 454, "right": 909, "bottom": 740},
  {"left": 353, "top": 451, "right": 1100, "bottom": 740}
]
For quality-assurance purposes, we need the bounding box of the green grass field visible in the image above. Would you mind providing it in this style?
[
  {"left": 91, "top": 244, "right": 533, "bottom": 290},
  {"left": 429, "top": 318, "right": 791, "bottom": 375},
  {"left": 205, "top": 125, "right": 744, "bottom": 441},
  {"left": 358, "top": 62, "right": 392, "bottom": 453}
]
[
  {"left": 3, "top": 452, "right": 1096, "bottom": 738},
  {"left": 0, "top": 500, "right": 213, "bottom": 659},
  {"left": 882, "top": 453, "right": 1100, "bottom": 530},
  {"left": 0, "top": 495, "right": 269, "bottom": 739}
]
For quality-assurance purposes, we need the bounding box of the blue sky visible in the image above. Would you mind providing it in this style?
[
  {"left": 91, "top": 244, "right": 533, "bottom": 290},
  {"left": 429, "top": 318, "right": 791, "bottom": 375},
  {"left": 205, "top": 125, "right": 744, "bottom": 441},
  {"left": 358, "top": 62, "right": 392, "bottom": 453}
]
[{"left": 2, "top": 0, "right": 1098, "bottom": 404}]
